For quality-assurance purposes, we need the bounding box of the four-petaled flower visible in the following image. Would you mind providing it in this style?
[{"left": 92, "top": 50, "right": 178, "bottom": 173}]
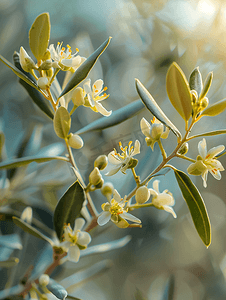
[
  {"left": 97, "top": 189, "right": 141, "bottom": 227},
  {"left": 49, "top": 42, "right": 82, "bottom": 70},
  {"left": 149, "top": 180, "right": 176, "bottom": 218},
  {"left": 140, "top": 117, "right": 169, "bottom": 150},
  {"left": 61, "top": 218, "right": 91, "bottom": 262},
  {"left": 187, "top": 138, "right": 225, "bottom": 188},
  {"left": 83, "top": 79, "right": 111, "bottom": 116},
  {"left": 106, "top": 140, "right": 140, "bottom": 176}
]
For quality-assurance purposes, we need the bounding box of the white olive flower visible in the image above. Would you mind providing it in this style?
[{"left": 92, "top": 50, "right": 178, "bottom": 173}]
[
  {"left": 149, "top": 180, "right": 176, "bottom": 218},
  {"left": 83, "top": 79, "right": 111, "bottom": 116},
  {"left": 140, "top": 117, "right": 169, "bottom": 150},
  {"left": 61, "top": 218, "right": 91, "bottom": 263},
  {"left": 49, "top": 42, "right": 81, "bottom": 70},
  {"left": 19, "top": 46, "right": 36, "bottom": 72},
  {"left": 187, "top": 138, "right": 225, "bottom": 188},
  {"left": 97, "top": 189, "right": 141, "bottom": 228},
  {"left": 106, "top": 140, "right": 140, "bottom": 176}
]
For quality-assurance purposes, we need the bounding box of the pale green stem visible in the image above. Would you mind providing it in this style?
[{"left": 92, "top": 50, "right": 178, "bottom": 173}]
[
  {"left": 131, "top": 168, "right": 140, "bottom": 186},
  {"left": 176, "top": 154, "right": 196, "bottom": 162},
  {"left": 50, "top": 68, "right": 60, "bottom": 84},
  {"left": 129, "top": 203, "right": 154, "bottom": 210},
  {"left": 157, "top": 139, "right": 167, "bottom": 159}
]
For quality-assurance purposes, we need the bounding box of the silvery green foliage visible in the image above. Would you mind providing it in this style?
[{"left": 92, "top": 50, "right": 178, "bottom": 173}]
[{"left": 0, "top": 8, "right": 226, "bottom": 300}]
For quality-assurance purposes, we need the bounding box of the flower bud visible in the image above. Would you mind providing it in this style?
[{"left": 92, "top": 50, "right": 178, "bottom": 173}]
[
  {"left": 95, "top": 178, "right": 104, "bottom": 189},
  {"left": 178, "top": 142, "right": 189, "bottom": 155},
  {"left": 127, "top": 158, "right": 138, "bottom": 169},
  {"left": 101, "top": 182, "right": 114, "bottom": 197},
  {"left": 37, "top": 77, "right": 49, "bottom": 89},
  {"left": 19, "top": 46, "right": 36, "bottom": 72},
  {"left": 40, "top": 59, "right": 52, "bottom": 70},
  {"left": 42, "top": 49, "right": 51, "bottom": 60},
  {"left": 135, "top": 186, "right": 150, "bottom": 204},
  {"left": 39, "top": 274, "right": 49, "bottom": 286},
  {"left": 201, "top": 97, "right": 209, "bottom": 110},
  {"left": 94, "top": 155, "right": 108, "bottom": 170},
  {"left": 71, "top": 87, "right": 85, "bottom": 107},
  {"left": 89, "top": 167, "right": 103, "bottom": 186},
  {"left": 68, "top": 134, "right": 84, "bottom": 149}
]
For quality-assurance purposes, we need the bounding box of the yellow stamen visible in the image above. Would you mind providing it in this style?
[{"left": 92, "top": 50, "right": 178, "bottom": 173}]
[
  {"left": 104, "top": 87, "right": 108, "bottom": 91},
  {"left": 76, "top": 48, "right": 79, "bottom": 52},
  {"left": 151, "top": 117, "right": 156, "bottom": 124},
  {"left": 128, "top": 141, "right": 132, "bottom": 146}
]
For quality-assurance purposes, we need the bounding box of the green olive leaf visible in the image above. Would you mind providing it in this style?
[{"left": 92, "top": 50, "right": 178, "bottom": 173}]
[
  {"left": 189, "top": 67, "right": 203, "bottom": 97},
  {"left": 188, "top": 129, "right": 226, "bottom": 140},
  {"left": 12, "top": 217, "right": 54, "bottom": 246},
  {"left": 76, "top": 100, "right": 144, "bottom": 135},
  {"left": 29, "top": 12, "right": 50, "bottom": 61},
  {"left": 0, "top": 54, "right": 41, "bottom": 92},
  {"left": 199, "top": 72, "right": 213, "bottom": 100},
  {"left": 135, "top": 78, "right": 182, "bottom": 138},
  {"left": 0, "top": 156, "right": 68, "bottom": 170},
  {"left": 200, "top": 98, "right": 226, "bottom": 117},
  {"left": 13, "top": 52, "right": 54, "bottom": 119},
  {"left": 54, "top": 107, "right": 71, "bottom": 139},
  {"left": 54, "top": 181, "right": 85, "bottom": 241},
  {"left": 166, "top": 62, "right": 192, "bottom": 120},
  {"left": 59, "top": 37, "right": 111, "bottom": 98},
  {"left": 174, "top": 169, "right": 211, "bottom": 247}
]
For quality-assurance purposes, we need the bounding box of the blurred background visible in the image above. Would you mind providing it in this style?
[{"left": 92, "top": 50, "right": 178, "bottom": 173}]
[{"left": 0, "top": 0, "right": 226, "bottom": 299}]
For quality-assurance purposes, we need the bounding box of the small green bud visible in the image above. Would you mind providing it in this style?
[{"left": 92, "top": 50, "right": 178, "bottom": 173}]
[
  {"left": 127, "top": 158, "right": 138, "bottom": 169},
  {"left": 37, "top": 77, "right": 49, "bottom": 89},
  {"left": 68, "top": 134, "right": 83, "bottom": 149},
  {"left": 201, "top": 97, "right": 209, "bottom": 110},
  {"left": 44, "top": 68, "right": 54, "bottom": 78},
  {"left": 42, "top": 49, "right": 51, "bottom": 61},
  {"left": 39, "top": 274, "right": 49, "bottom": 286},
  {"left": 101, "top": 182, "right": 114, "bottom": 197},
  {"left": 94, "top": 155, "right": 108, "bottom": 170},
  {"left": 178, "top": 142, "right": 189, "bottom": 155},
  {"left": 89, "top": 167, "right": 103, "bottom": 186},
  {"left": 95, "top": 178, "right": 104, "bottom": 189},
  {"left": 135, "top": 186, "right": 150, "bottom": 204},
  {"left": 40, "top": 59, "right": 52, "bottom": 70}
]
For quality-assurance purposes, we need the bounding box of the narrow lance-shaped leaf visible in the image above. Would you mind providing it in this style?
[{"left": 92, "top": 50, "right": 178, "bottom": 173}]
[
  {"left": 135, "top": 78, "right": 182, "bottom": 138},
  {"left": 13, "top": 52, "right": 54, "bottom": 119},
  {"left": 54, "top": 181, "right": 85, "bottom": 241},
  {"left": 76, "top": 100, "right": 145, "bottom": 135},
  {"left": 0, "top": 132, "right": 5, "bottom": 160},
  {"left": 200, "top": 98, "right": 226, "bottom": 117},
  {"left": 188, "top": 129, "right": 226, "bottom": 140},
  {"left": 0, "top": 258, "right": 19, "bottom": 268},
  {"left": 59, "top": 260, "right": 112, "bottom": 289},
  {"left": 199, "top": 72, "right": 213, "bottom": 100},
  {"left": 59, "top": 37, "right": 111, "bottom": 98},
  {"left": 81, "top": 235, "right": 131, "bottom": 257},
  {"left": 189, "top": 67, "right": 203, "bottom": 97},
  {"left": 174, "top": 169, "right": 211, "bottom": 247},
  {"left": 29, "top": 12, "right": 50, "bottom": 61},
  {"left": 166, "top": 62, "right": 192, "bottom": 120},
  {"left": 0, "top": 54, "right": 41, "bottom": 92},
  {"left": 54, "top": 107, "right": 71, "bottom": 139},
  {"left": 12, "top": 217, "right": 54, "bottom": 246},
  {"left": 0, "top": 156, "right": 68, "bottom": 170},
  {"left": 47, "top": 279, "right": 67, "bottom": 300}
]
